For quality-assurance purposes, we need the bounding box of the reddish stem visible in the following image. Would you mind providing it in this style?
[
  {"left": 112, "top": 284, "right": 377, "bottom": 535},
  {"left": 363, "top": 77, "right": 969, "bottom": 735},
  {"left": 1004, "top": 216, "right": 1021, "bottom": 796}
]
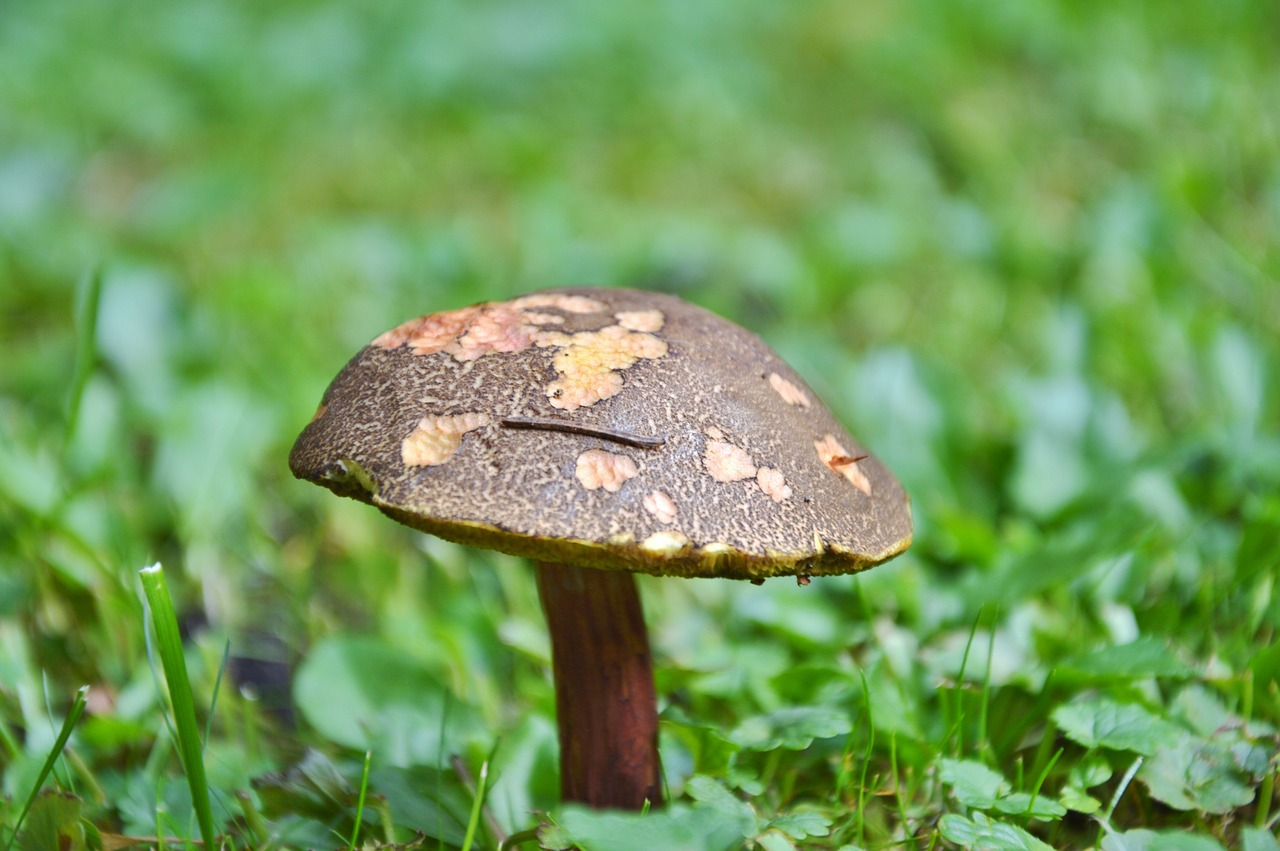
[{"left": 535, "top": 561, "right": 662, "bottom": 809}]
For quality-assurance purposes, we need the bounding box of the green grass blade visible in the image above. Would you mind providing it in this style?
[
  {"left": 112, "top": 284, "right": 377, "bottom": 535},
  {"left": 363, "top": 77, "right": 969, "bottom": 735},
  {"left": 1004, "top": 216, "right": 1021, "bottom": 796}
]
[
  {"left": 236, "top": 790, "right": 269, "bottom": 848},
  {"left": 0, "top": 716, "right": 20, "bottom": 763},
  {"left": 206, "top": 639, "right": 230, "bottom": 754},
  {"left": 978, "top": 618, "right": 996, "bottom": 761},
  {"left": 65, "top": 267, "right": 103, "bottom": 449},
  {"left": 1255, "top": 767, "right": 1274, "bottom": 829},
  {"left": 460, "top": 754, "right": 492, "bottom": 851},
  {"left": 856, "top": 666, "right": 875, "bottom": 851},
  {"left": 3, "top": 685, "right": 89, "bottom": 851},
  {"left": 1026, "top": 747, "right": 1062, "bottom": 814},
  {"left": 139, "top": 563, "right": 217, "bottom": 849},
  {"left": 41, "top": 673, "right": 77, "bottom": 792},
  {"left": 1103, "top": 755, "right": 1143, "bottom": 826},
  {"left": 950, "top": 608, "right": 984, "bottom": 757},
  {"left": 347, "top": 750, "right": 372, "bottom": 851},
  {"left": 437, "top": 693, "right": 451, "bottom": 851}
]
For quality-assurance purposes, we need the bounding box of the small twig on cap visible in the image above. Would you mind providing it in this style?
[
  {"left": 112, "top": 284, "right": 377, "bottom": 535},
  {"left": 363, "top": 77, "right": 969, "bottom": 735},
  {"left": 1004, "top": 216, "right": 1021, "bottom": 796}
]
[{"left": 500, "top": 416, "right": 665, "bottom": 449}]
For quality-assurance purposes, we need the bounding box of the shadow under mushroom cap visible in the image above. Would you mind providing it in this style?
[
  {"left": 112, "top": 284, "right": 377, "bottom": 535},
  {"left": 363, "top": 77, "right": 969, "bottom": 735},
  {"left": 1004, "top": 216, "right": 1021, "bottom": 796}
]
[{"left": 290, "top": 287, "right": 912, "bottom": 581}]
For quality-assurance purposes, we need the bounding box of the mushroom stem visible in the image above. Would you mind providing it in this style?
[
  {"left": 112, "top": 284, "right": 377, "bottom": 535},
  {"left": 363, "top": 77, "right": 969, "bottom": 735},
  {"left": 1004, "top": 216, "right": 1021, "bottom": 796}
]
[{"left": 535, "top": 561, "right": 662, "bottom": 810}]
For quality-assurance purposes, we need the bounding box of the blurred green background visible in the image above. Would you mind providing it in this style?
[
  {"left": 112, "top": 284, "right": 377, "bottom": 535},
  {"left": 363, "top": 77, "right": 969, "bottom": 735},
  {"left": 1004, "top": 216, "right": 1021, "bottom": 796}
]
[{"left": 2, "top": 0, "right": 1279, "bottom": 847}]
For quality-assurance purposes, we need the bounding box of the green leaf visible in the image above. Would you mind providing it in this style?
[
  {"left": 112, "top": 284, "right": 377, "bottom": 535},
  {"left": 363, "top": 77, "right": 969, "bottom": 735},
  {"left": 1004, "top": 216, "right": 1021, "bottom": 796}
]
[
  {"left": 729, "top": 706, "right": 852, "bottom": 751},
  {"left": 1169, "top": 685, "right": 1234, "bottom": 738},
  {"left": 937, "top": 812, "right": 1053, "bottom": 850},
  {"left": 539, "top": 803, "right": 752, "bottom": 851},
  {"left": 1100, "top": 829, "right": 1158, "bottom": 851},
  {"left": 254, "top": 748, "right": 359, "bottom": 821},
  {"left": 938, "top": 759, "right": 1066, "bottom": 821},
  {"left": 683, "top": 775, "right": 756, "bottom": 836},
  {"left": 769, "top": 664, "right": 861, "bottom": 705},
  {"left": 536, "top": 823, "right": 575, "bottom": 851},
  {"left": 968, "top": 510, "right": 1150, "bottom": 605},
  {"left": 16, "top": 792, "right": 85, "bottom": 851},
  {"left": 660, "top": 716, "right": 742, "bottom": 777},
  {"left": 1051, "top": 697, "right": 1182, "bottom": 755},
  {"left": 370, "top": 765, "right": 473, "bottom": 846},
  {"left": 727, "top": 765, "right": 765, "bottom": 796},
  {"left": 1068, "top": 756, "right": 1113, "bottom": 789},
  {"left": 1055, "top": 637, "right": 1194, "bottom": 683},
  {"left": 1058, "top": 786, "right": 1101, "bottom": 815},
  {"left": 112, "top": 772, "right": 199, "bottom": 839},
  {"left": 484, "top": 715, "right": 559, "bottom": 832},
  {"left": 765, "top": 811, "right": 832, "bottom": 839},
  {"left": 755, "top": 830, "right": 797, "bottom": 851},
  {"left": 1242, "top": 827, "right": 1280, "bottom": 851},
  {"left": 1209, "top": 326, "right": 1264, "bottom": 434},
  {"left": 991, "top": 793, "right": 1067, "bottom": 821},
  {"left": 1237, "top": 497, "right": 1280, "bottom": 584},
  {"left": 1137, "top": 737, "right": 1256, "bottom": 814},
  {"left": 294, "top": 634, "right": 478, "bottom": 765},
  {"left": 80, "top": 821, "right": 102, "bottom": 851},
  {"left": 1250, "top": 642, "right": 1280, "bottom": 693},
  {"left": 1010, "top": 426, "right": 1089, "bottom": 519},
  {"left": 1100, "top": 829, "right": 1226, "bottom": 851},
  {"left": 938, "top": 758, "right": 1010, "bottom": 809}
]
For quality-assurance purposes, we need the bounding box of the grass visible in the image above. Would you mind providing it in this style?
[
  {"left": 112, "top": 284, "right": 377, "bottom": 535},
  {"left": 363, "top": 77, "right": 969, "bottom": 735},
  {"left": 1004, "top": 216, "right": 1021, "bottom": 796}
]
[
  {"left": 2, "top": 685, "right": 86, "bottom": 851},
  {"left": 2, "top": 0, "right": 1279, "bottom": 848},
  {"left": 139, "top": 563, "right": 217, "bottom": 849}
]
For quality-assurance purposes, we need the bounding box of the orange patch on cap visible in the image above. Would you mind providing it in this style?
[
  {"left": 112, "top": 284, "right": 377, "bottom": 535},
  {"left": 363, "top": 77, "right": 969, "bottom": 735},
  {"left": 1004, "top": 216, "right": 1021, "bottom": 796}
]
[
  {"left": 372, "top": 294, "right": 605, "bottom": 362},
  {"left": 643, "top": 490, "right": 679, "bottom": 524},
  {"left": 372, "top": 302, "right": 553, "bottom": 361},
  {"left": 373, "top": 305, "right": 482, "bottom": 353},
  {"left": 768, "top": 373, "right": 811, "bottom": 408},
  {"left": 815, "top": 434, "right": 872, "bottom": 495},
  {"left": 402, "top": 412, "right": 492, "bottom": 467},
  {"left": 575, "top": 448, "right": 639, "bottom": 493},
  {"left": 704, "top": 440, "right": 758, "bottom": 483},
  {"left": 452, "top": 304, "right": 544, "bottom": 360},
  {"left": 539, "top": 324, "right": 668, "bottom": 411},
  {"left": 520, "top": 311, "right": 564, "bottom": 325},
  {"left": 513, "top": 293, "right": 608, "bottom": 314}
]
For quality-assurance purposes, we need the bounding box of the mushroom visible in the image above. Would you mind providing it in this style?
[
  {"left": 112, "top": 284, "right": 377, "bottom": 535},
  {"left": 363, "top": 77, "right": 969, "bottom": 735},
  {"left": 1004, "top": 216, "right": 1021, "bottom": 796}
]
[{"left": 289, "top": 287, "right": 912, "bottom": 810}]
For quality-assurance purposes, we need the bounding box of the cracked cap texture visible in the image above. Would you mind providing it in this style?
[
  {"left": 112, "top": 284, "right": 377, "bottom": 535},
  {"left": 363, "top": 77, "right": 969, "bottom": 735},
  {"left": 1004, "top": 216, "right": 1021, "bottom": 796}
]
[{"left": 289, "top": 287, "right": 912, "bottom": 580}]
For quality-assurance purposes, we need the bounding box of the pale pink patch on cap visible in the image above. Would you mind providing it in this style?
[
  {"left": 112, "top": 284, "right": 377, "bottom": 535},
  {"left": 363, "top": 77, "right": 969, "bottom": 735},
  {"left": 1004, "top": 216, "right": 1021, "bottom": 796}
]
[
  {"left": 769, "top": 372, "right": 811, "bottom": 408},
  {"left": 814, "top": 433, "right": 872, "bottom": 495},
  {"left": 756, "top": 467, "right": 792, "bottom": 502},
  {"left": 402, "top": 412, "right": 492, "bottom": 467},
  {"left": 642, "top": 490, "right": 679, "bottom": 524},
  {"left": 575, "top": 449, "right": 639, "bottom": 493},
  {"left": 704, "top": 440, "right": 757, "bottom": 483}
]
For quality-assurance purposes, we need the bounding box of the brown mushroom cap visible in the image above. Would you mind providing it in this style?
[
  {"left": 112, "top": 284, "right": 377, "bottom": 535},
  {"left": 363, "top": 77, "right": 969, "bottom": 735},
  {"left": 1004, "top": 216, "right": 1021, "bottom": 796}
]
[{"left": 290, "top": 287, "right": 912, "bottom": 580}]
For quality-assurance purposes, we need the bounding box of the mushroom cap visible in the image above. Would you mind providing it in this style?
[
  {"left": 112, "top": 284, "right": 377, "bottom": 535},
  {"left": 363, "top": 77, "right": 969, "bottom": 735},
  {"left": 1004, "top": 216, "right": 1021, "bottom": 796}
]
[{"left": 290, "top": 287, "right": 912, "bottom": 580}]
